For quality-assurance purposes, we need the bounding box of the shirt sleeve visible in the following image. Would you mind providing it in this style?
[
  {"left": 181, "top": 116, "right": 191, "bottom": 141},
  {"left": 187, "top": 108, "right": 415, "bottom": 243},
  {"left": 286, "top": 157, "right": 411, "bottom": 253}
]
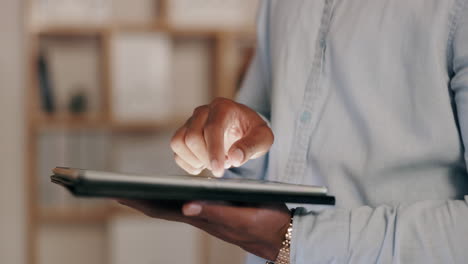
[
  {"left": 291, "top": 2, "right": 468, "bottom": 263},
  {"left": 235, "top": 0, "right": 272, "bottom": 120},
  {"left": 291, "top": 198, "right": 468, "bottom": 263},
  {"left": 225, "top": 0, "right": 272, "bottom": 181}
]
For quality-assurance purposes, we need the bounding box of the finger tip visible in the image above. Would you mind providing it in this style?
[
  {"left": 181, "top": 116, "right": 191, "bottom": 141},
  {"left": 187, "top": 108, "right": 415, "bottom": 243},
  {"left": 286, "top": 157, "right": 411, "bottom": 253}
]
[
  {"left": 228, "top": 148, "right": 244, "bottom": 167},
  {"left": 182, "top": 203, "right": 202, "bottom": 216},
  {"left": 210, "top": 159, "right": 225, "bottom": 177},
  {"left": 213, "top": 169, "right": 224, "bottom": 177}
]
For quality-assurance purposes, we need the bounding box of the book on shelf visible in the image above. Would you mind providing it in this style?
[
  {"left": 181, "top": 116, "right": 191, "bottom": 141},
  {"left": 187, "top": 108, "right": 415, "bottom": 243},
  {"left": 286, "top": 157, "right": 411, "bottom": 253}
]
[
  {"left": 111, "top": 32, "right": 172, "bottom": 123},
  {"left": 42, "top": 37, "right": 102, "bottom": 116},
  {"left": 167, "top": 0, "right": 259, "bottom": 29},
  {"left": 37, "top": 52, "right": 55, "bottom": 113}
]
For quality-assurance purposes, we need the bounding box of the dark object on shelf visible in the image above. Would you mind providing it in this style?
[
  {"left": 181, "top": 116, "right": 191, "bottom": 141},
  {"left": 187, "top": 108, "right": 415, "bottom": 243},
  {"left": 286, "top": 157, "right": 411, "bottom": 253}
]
[
  {"left": 37, "top": 53, "right": 55, "bottom": 113},
  {"left": 68, "top": 88, "right": 88, "bottom": 114}
]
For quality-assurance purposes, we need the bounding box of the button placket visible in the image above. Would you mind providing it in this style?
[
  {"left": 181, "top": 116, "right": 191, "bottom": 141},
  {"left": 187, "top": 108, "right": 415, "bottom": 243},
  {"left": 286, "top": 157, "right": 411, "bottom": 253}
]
[{"left": 284, "top": 0, "right": 334, "bottom": 184}]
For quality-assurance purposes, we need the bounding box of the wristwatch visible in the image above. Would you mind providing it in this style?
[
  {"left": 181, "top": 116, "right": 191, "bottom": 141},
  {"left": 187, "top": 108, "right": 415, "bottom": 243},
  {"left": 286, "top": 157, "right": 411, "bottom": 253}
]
[{"left": 266, "top": 208, "right": 295, "bottom": 264}]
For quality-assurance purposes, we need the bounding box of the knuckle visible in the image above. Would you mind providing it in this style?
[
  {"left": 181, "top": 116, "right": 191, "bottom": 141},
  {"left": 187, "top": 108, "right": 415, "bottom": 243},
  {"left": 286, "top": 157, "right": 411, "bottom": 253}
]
[
  {"left": 173, "top": 153, "right": 182, "bottom": 164},
  {"left": 239, "top": 141, "right": 254, "bottom": 157},
  {"left": 175, "top": 154, "right": 202, "bottom": 174},
  {"left": 184, "top": 132, "right": 203, "bottom": 149},
  {"left": 211, "top": 97, "right": 228, "bottom": 105},
  {"left": 203, "top": 122, "right": 218, "bottom": 136},
  {"left": 193, "top": 105, "right": 209, "bottom": 116},
  {"left": 170, "top": 136, "right": 184, "bottom": 152},
  {"left": 210, "top": 97, "right": 235, "bottom": 110}
]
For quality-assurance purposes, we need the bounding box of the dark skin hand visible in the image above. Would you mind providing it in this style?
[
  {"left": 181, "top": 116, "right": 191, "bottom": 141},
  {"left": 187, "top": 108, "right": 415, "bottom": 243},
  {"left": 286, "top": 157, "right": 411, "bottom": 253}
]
[
  {"left": 118, "top": 199, "right": 291, "bottom": 260},
  {"left": 118, "top": 98, "right": 290, "bottom": 260}
]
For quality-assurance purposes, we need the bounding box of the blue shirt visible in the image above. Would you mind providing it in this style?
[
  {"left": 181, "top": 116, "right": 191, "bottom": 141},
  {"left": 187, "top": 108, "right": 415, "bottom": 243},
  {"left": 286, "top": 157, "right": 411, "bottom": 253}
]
[{"left": 228, "top": 0, "right": 468, "bottom": 263}]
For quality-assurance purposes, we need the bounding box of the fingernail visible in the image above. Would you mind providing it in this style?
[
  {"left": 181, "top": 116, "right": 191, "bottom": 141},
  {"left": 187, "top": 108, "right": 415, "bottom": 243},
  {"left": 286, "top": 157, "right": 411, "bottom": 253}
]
[
  {"left": 231, "top": 148, "right": 244, "bottom": 167},
  {"left": 194, "top": 163, "right": 204, "bottom": 169},
  {"left": 224, "top": 160, "right": 231, "bottom": 169},
  {"left": 211, "top": 160, "right": 224, "bottom": 177},
  {"left": 183, "top": 203, "right": 202, "bottom": 216}
]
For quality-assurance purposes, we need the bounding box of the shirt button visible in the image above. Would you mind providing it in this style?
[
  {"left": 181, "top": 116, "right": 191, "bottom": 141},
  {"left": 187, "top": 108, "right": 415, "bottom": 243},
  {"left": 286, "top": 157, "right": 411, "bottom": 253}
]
[
  {"left": 320, "top": 38, "right": 326, "bottom": 49},
  {"left": 300, "top": 110, "right": 311, "bottom": 123}
]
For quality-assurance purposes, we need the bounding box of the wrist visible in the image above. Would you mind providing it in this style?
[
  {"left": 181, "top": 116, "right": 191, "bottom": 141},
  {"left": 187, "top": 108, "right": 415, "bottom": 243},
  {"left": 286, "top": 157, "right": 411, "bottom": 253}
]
[{"left": 266, "top": 208, "right": 295, "bottom": 264}]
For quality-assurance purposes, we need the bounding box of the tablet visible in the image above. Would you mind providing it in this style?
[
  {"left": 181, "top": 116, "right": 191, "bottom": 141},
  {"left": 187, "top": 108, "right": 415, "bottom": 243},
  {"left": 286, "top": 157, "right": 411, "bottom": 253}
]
[{"left": 51, "top": 167, "right": 335, "bottom": 205}]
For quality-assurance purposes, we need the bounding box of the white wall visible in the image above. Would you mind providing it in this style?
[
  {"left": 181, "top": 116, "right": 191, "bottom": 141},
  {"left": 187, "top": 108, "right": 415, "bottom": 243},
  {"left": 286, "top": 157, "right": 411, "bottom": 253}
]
[{"left": 0, "top": 0, "right": 26, "bottom": 263}]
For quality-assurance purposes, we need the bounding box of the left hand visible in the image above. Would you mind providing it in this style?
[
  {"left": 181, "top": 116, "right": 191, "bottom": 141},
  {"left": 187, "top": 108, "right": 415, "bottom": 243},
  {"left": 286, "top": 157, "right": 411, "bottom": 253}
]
[{"left": 117, "top": 199, "right": 291, "bottom": 261}]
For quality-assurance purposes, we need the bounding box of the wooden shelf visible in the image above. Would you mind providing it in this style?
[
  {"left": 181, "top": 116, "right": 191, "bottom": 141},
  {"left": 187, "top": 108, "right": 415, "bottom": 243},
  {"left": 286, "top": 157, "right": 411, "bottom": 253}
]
[
  {"left": 110, "top": 119, "right": 183, "bottom": 133},
  {"left": 34, "top": 25, "right": 108, "bottom": 36},
  {"left": 33, "top": 113, "right": 108, "bottom": 130},
  {"left": 34, "top": 24, "right": 254, "bottom": 38},
  {"left": 32, "top": 113, "right": 185, "bottom": 132}
]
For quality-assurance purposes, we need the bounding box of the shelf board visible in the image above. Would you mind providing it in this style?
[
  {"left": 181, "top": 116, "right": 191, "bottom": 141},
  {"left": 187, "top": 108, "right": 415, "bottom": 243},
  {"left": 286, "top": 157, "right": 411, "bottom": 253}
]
[
  {"left": 39, "top": 205, "right": 114, "bottom": 224},
  {"left": 33, "top": 23, "right": 254, "bottom": 38},
  {"left": 110, "top": 22, "right": 167, "bottom": 32},
  {"left": 33, "top": 114, "right": 108, "bottom": 130},
  {"left": 110, "top": 118, "right": 184, "bottom": 133},
  {"left": 32, "top": 113, "right": 185, "bottom": 132},
  {"left": 34, "top": 25, "right": 108, "bottom": 36}
]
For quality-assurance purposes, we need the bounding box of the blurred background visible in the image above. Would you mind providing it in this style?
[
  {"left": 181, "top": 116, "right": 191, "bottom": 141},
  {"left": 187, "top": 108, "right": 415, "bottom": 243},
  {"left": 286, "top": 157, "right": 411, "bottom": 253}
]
[{"left": 0, "top": 0, "right": 259, "bottom": 263}]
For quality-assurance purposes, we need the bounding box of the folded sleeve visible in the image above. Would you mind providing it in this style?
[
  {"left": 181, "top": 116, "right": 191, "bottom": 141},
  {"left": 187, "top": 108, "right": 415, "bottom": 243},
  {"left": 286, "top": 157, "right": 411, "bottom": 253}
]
[{"left": 292, "top": 2, "right": 468, "bottom": 263}]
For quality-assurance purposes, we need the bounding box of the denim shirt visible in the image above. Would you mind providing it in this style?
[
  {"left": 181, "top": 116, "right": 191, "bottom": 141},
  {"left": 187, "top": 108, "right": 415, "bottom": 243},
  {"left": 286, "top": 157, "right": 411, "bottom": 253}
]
[{"left": 228, "top": 0, "right": 468, "bottom": 263}]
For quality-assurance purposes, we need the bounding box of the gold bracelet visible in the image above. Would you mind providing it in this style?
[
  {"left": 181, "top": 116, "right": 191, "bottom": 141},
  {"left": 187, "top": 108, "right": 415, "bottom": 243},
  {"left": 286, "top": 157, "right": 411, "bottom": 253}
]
[{"left": 266, "top": 208, "right": 295, "bottom": 264}]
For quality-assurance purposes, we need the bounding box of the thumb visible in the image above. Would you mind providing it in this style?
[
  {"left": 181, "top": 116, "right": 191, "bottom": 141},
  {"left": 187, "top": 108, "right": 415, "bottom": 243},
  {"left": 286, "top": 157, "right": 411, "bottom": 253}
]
[
  {"left": 227, "top": 125, "right": 274, "bottom": 167},
  {"left": 182, "top": 201, "right": 256, "bottom": 225}
]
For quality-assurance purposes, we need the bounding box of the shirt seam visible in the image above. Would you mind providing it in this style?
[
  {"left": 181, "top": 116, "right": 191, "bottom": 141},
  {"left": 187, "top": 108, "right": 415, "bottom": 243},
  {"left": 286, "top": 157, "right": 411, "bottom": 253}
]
[{"left": 447, "top": 0, "right": 468, "bottom": 76}]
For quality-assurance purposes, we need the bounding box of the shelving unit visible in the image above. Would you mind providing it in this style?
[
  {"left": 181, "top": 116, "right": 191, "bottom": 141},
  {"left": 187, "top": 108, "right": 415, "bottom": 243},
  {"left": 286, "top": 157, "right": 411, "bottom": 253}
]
[{"left": 24, "top": 1, "right": 257, "bottom": 263}]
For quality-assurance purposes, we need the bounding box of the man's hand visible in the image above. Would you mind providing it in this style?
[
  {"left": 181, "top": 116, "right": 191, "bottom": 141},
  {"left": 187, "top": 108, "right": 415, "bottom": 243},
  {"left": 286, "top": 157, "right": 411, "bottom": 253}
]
[
  {"left": 171, "top": 98, "right": 274, "bottom": 177},
  {"left": 117, "top": 100, "right": 284, "bottom": 260},
  {"left": 118, "top": 199, "right": 291, "bottom": 261}
]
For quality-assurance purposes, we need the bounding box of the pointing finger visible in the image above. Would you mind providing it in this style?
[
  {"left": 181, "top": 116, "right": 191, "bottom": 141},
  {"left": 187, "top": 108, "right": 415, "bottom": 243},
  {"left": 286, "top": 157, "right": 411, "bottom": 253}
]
[{"left": 204, "top": 103, "right": 233, "bottom": 177}]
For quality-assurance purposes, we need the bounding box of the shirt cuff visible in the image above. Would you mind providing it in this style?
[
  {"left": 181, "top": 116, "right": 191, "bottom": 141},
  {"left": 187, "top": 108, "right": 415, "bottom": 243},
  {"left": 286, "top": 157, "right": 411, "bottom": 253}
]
[{"left": 290, "top": 207, "right": 349, "bottom": 263}]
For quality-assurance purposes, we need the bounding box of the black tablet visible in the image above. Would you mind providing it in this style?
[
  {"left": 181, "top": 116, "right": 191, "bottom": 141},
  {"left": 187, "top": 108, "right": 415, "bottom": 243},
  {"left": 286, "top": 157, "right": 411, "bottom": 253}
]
[{"left": 51, "top": 167, "right": 335, "bottom": 205}]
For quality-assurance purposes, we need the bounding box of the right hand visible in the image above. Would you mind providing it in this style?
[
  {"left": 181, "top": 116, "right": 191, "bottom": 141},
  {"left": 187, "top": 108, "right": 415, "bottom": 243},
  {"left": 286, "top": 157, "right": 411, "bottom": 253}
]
[{"left": 170, "top": 97, "right": 274, "bottom": 177}]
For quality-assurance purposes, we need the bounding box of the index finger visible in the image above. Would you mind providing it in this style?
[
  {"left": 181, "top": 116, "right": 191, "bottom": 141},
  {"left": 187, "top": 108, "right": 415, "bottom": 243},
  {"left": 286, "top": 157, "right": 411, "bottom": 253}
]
[{"left": 203, "top": 104, "right": 233, "bottom": 177}]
